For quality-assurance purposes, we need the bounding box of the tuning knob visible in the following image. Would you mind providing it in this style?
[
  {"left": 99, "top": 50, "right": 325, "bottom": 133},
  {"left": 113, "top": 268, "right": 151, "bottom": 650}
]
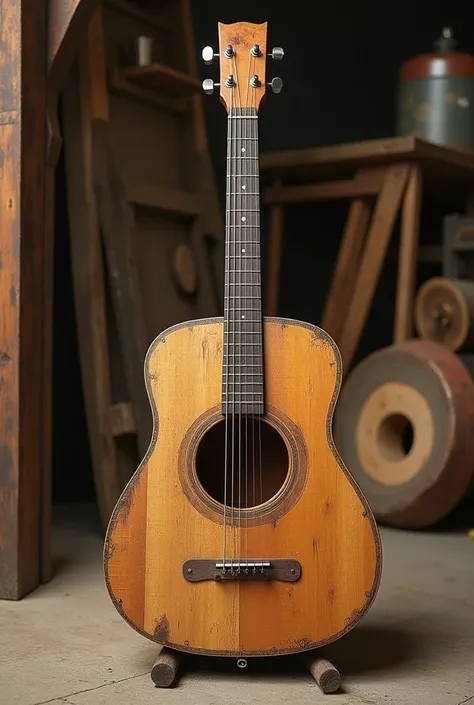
[
  {"left": 269, "top": 77, "right": 283, "bottom": 94},
  {"left": 202, "top": 78, "right": 218, "bottom": 95},
  {"left": 269, "top": 47, "right": 284, "bottom": 60},
  {"left": 202, "top": 46, "right": 219, "bottom": 65}
]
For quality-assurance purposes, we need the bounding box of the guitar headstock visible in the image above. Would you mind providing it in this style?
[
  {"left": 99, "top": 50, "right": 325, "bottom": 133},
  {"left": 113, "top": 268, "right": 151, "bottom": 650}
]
[{"left": 201, "top": 22, "right": 283, "bottom": 113}]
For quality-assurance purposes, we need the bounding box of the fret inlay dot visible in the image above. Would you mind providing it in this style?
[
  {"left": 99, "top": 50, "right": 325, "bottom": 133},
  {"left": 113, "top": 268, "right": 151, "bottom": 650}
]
[
  {"left": 241, "top": 147, "right": 245, "bottom": 152},
  {"left": 242, "top": 216, "right": 246, "bottom": 222},
  {"left": 242, "top": 185, "right": 246, "bottom": 190}
]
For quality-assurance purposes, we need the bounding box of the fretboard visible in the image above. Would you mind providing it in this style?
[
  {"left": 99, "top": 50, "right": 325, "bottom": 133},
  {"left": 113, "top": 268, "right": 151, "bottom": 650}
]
[{"left": 222, "top": 107, "right": 264, "bottom": 416}]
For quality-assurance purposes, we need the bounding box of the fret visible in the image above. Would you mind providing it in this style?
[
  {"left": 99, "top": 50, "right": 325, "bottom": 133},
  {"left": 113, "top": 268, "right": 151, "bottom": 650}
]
[
  {"left": 223, "top": 353, "right": 262, "bottom": 358},
  {"left": 223, "top": 369, "right": 263, "bottom": 372},
  {"left": 224, "top": 323, "right": 262, "bottom": 328},
  {"left": 224, "top": 333, "right": 262, "bottom": 348},
  {"left": 227, "top": 239, "right": 260, "bottom": 242},
  {"left": 222, "top": 392, "right": 264, "bottom": 396}
]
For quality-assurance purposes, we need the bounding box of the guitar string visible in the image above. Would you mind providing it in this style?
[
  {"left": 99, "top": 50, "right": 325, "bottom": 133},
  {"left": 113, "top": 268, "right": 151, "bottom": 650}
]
[
  {"left": 232, "top": 49, "right": 243, "bottom": 572},
  {"left": 243, "top": 50, "right": 254, "bottom": 567},
  {"left": 237, "top": 78, "right": 242, "bottom": 571},
  {"left": 230, "top": 79, "right": 235, "bottom": 572},
  {"left": 255, "top": 86, "right": 264, "bottom": 512},
  {"left": 222, "top": 85, "right": 234, "bottom": 572}
]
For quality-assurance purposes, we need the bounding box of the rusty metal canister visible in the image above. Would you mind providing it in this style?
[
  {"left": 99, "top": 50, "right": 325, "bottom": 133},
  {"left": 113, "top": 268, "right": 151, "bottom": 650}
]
[{"left": 396, "top": 28, "right": 474, "bottom": 151}]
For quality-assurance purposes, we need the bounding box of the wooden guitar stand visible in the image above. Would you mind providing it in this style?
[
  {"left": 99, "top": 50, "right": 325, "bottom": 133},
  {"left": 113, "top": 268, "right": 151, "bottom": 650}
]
[{"left": 151, "top": 647, "right": 342, "bottom": 693}]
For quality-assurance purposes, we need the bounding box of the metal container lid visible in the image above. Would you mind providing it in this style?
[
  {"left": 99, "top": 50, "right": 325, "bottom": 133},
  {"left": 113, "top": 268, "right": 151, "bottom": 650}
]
[{"left": 399, "top": 28, "right": 474, "bottom": 82}]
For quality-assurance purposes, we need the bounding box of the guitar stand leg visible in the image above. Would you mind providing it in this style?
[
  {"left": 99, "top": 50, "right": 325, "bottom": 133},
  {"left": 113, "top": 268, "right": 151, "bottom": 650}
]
[
  {"left": 303, "top": 653, "right": 342, "bottom": 694},
  {"left": 151, "top": 647, "right": 182, "bottom": 688}
]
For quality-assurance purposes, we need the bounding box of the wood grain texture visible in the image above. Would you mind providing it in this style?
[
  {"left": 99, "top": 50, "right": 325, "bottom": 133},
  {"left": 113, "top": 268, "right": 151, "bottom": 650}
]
[
  {"left": 259, "top": 136, "right": 474, "bottom": 188},
  {"left": 62, "top": 48, "right": 121, "bottom": 530},
  {"left": 91, "top": 117, "right": 152, "bottom": 457},
  {"left": 105, "top": 318, "right": 381, "bottom": 655},
  {"left": 217, "top": 22, "right": 267, "bottom": 113},
  {"left": 321, "top": 197, "right": 371, "bottom": 342},
  {"left": 394, "top": 165, "right": 422, "bottom": 343},
  {"left": 338, "top": 165, "right": 409, "bottom": 368},
  {"left": 263, "top": 170, "right": 384, "bottom": 204},
  {"left": 0, "top": 0, "right": 46, "bottom": 599},
  {"left": 43, "top": 0, "right": 101, "bottom": 584}
]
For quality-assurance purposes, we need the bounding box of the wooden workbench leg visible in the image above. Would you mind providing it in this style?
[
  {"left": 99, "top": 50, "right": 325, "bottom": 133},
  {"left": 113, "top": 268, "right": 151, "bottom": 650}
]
[
  {"left": 266, "top": 180, "right": 284, "bottom": 316},
  {"left": 338, "top": 165, "right": 410, "bottom": 369},
  {"left": 394, "top": 165, "right": 422, "bottom": 343},
  {"left": 321, "top": 197, "right": 371, "bottom": 342}
]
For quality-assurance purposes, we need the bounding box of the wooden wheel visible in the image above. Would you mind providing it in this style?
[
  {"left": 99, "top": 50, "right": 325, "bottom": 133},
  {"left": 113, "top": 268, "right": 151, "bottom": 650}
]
[
  {"left": 334, "top": 340, "right": 474, "bottom": 529},
  {"left": 414, "top": 277, "right": 474, "bottom": 352}
]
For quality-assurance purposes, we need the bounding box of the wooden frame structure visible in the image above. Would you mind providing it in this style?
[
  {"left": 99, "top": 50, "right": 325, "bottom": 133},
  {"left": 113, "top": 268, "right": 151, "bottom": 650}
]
[
  {"left": 261, "top": 137, "right": 474, "bottom": 369},
  {"left": 0, "top": 0, "right": 100, "bottom": 599},
  {"left": 0, "top": 0, "right": 223, "bottom": 599}
]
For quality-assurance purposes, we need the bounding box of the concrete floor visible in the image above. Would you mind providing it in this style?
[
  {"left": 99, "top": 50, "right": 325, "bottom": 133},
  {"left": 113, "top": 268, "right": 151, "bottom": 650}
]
[{"left": 1, "top": 504, "right": 473, "bottom": 705}]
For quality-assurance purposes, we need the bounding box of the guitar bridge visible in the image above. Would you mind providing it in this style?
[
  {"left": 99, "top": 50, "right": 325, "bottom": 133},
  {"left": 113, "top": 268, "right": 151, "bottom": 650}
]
[{"left": 183, "top": 559, "right": 301, "bottom": 582}]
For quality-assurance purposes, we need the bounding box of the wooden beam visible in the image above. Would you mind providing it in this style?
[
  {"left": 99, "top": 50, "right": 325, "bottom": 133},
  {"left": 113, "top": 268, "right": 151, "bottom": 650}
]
[
  {"left": 62, "top": 10, "right": 121, "bottom": 531},
  {"left": 263, "top": 170, "right": 384, "bottom": 205},
  {"left": 91, "top": 118, "right": 152, "bottom": 456},
  {"left": 394, "top": 165, "right": 423, "bottom": 343},
  {"left": 102, "top": 0, "right": 169, "bottom": 32},
  {"left": 0, "top": 0, "right": 46, "bottom": 599},
  {"left": 338, "top": 165, "right": 410, "bottom": 369},
  {"left": 321, "top": 198, "right": 371, "bottom": 342},
  {"left": 109, "top": 70, "right": 188, "bottom": 114},
  {"left": 110, "top": 403, "right": 136, "bottom": 437},
  {"left": 126, "top": 182, "right": 200, "bottom": 218},
  {"left": 40, "top": 0, "right": 101, "bottom": 583}
]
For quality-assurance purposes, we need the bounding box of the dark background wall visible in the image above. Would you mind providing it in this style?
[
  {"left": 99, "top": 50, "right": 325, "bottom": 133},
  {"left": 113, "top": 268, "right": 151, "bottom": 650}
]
[{"left": 52, "top": 0, "right": 474, "bottom": 502}]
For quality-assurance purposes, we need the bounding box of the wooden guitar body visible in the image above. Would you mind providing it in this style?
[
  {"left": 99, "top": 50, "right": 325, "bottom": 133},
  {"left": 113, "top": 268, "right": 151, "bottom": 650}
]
[{"left": 104, "top": 317, "right": 381, "bottom": 657}]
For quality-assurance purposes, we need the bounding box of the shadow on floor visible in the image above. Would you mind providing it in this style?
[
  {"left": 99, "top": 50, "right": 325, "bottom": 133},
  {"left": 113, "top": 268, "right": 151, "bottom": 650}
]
[{"left": 135, "top": 620, "right": 438, "bottom": 688}]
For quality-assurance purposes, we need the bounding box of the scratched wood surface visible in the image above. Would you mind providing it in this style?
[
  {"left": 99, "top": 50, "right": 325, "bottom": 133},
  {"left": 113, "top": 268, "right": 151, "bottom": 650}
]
[
  {"left": 0, "top": 0, "right": 46, "bottom": 599},
  {"left": 105, "top": 318, "right": 381, "bottom": 655}
]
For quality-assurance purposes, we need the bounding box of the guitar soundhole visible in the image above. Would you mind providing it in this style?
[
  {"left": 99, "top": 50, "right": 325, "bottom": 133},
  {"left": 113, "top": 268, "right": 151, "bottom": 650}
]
[{"left": 195, "top": 418, "right": 290, "bottom": 509}]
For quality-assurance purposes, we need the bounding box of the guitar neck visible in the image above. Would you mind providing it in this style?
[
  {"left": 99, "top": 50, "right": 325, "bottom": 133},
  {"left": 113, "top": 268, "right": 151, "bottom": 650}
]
[{"left": 222, "top": 107, "right": 264, "bottom": 416}]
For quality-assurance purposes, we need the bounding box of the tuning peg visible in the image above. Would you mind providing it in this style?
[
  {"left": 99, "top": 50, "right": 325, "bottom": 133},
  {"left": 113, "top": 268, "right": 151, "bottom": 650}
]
[
  {"left": 268, "top": 77, "right": 283, "bottom": 94},
  {"left": 269, "top": 47, "right": 284, "bottom": 60},
  {"left": 202, "top": 78, "right": 219, "bottom": 95},
  {"left": 202, "top": 46, "right": 219, "bottom": 65}
]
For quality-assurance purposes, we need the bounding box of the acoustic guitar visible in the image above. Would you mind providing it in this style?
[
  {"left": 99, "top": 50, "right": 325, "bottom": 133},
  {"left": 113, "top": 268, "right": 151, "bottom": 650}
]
[{"left": 104, "top": 21, "right": 382, "bottom": 659}]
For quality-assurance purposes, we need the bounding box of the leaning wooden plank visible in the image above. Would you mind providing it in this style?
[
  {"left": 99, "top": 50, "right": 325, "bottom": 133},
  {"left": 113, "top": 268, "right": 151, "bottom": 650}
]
[
  {"left": 321, "top": 197, "right": 372, "bottom": 342},
  {"left": 91, "top": 118, "right": 152, "bottom": 456},
  {"left": 338, "top": 165, "right": 410, "bottom": 368},
  {"left": 41, "top": 0, "right": 101, "bottom": 584},
  {"left": 0, "top": 0, "right": 46, "bottom": 599},
  {"left": 62, "top": 58, "right": 121, "bottom": 531},
  {"left": 181, "top": 0, "right": 224, "bottom": 299},
  {"left": 394, "top": 165, "right": 423, "bottom": 343}
]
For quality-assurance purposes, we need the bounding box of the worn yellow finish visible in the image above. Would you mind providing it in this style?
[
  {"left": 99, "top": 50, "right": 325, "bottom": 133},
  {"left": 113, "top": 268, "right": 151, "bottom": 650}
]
[{"left": 104, "top": 318, "right": 381, "bottom": 656}]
